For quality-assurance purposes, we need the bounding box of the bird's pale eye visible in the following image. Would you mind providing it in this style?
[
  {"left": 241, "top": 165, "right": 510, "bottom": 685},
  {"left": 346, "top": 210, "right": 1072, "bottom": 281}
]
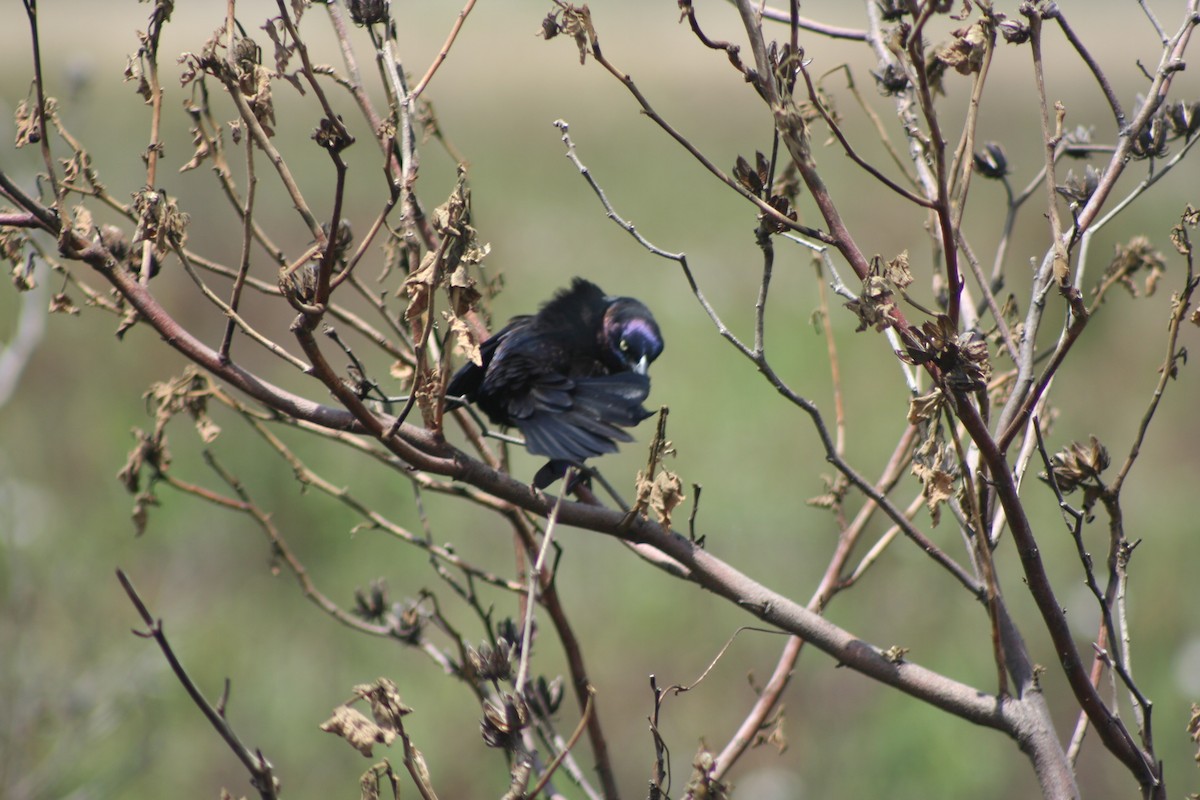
[{"left": 619, "top": 339, "right": 630, "bottom": 352}]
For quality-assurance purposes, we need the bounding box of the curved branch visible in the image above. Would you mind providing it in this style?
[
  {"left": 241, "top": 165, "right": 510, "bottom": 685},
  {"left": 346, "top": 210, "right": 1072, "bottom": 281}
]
[
  {"left": 11, "top": 182, "right": 1026, "bottom": 749},
  {"left": 752, "top": 1, "right": 868, "bottom": 40}
]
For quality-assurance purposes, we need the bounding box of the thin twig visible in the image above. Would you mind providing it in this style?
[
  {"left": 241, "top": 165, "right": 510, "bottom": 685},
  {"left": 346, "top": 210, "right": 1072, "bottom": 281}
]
[
  {"left": 515, "top": 471, "right": 571, "bottom": 695},
  {"left": 814, "top": 256, "right": 845, "bottom": 456},
  {"left": 1044, "top": 6, "right": 1126, "bottom": 130},
  {"left": 272, "top": 0, "right": 352, "bottom": 141},
  {"left": 527, "top": 688, "right": 595, "bottom": 800},
  {"left": 749, "top": 0, "right": 868, "bottom": 40},
  {"left": 21, "top": 0, "right": 62, "bottom": 211},
  {"left": 214, "top": 67, "right": 326, "bottom": 247},
  {"left": 116, "top": 569, "right": 281, "bottom": 799},
  {"left": 173, "top": 245, "right": 311, "bottom": 372},
  {"left": 407, "top": 0, "right": 478, "bottom": 102},
  {"left": 219, "top": 128, "right": 257, "bottom": 361},
  {"left": 823, "top": 63, "right": 919, "bottom": 188},
  {"left": 797, "top": 61, "right": 936, "bottom": 209}
]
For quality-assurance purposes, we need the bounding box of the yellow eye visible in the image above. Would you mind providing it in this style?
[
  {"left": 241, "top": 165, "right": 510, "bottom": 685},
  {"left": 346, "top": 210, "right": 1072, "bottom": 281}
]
[{"left": 619, "top": 339, "right": 630, "bottom": 352}]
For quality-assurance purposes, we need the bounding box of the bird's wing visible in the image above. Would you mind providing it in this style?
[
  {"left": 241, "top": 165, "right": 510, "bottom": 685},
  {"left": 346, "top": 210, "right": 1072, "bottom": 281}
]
[
  {"left": 445, "top": 315, "right": 532, "bottom": 402},
  {"left": 517, "top": 373, "right": 652, "bottom": 462}
]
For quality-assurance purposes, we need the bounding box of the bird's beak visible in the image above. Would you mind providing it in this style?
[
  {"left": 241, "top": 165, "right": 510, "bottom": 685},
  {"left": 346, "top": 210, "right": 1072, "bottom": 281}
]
[{"left": 633, "top": 355, "right": 649, "bottom": 376}]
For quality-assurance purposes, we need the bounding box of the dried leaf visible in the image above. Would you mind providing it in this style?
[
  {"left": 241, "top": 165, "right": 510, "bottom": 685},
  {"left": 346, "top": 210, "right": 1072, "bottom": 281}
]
[
  {"left": 885, "top": 250, "right": 913, "bottom": 290},
  {"left": 117, "top": 428, "right": 171, "bottom": 494},
  {"left": 13, "top": 98, "right": 42, "bottom": 147},
  {"left": 648, "top": 469, "right": 685, "bottom": 529},
  {"left": 195, "top": 415, "right": 221, "bottom": 444},
  {"left": 907, "top": 389, "right": 944, "bottom": 424},
  {"left": 1187, "top": 703, "right": 1200, "bottom": 758},
  {"left": 447, "top": 264, "right": 481, "bottom": 314},
  {"left": 10, "top": 260, "right": 36, "bottom": 292},
  {"left": 634, "top": 468, "right": 653, "bottom": 516},
  {"left": 60, "top": 149, "right": 91, "bottom": 185},
  {"left": 845, "top": 266, "right": 895, "bottom": 333},
  {"left": 752, "top": 710, "right": 788, "bottom": 754},
  {"left": 178, "top": 123, "right": 212, "bottom": 173},
  {"left": 389, "top": 360, "right": 414, "bottom": 382},
  {"left": 1171, "top": 204, "right": 1197, "bottom": 255},
  {"left": 359, "top": 769, "right": 381, "bottom": 800},
  {"left": 247, "top": 63, "right": 276, "bottom": 136},
  {"left": 447, "top": 314, "right": 481, "bottom": 366},
  {"left": 1103, "top": 236, "right": 1166, "bottom": 300},
  {"left": 431, "top": 179, "right": 469, "bottom": 238},
  {"left": 352, "top": 677, "right": 412, "bottom": 735},
  {"left": 402, "top": 251, "right": 437, "bottom": 338},
  {"left": 115, "top": 308, "right": 140, "bottom": 339},
  {"left": 124, "top": 55, "right": 151, "bottom": 101},
  {"left": 130, "top": 490, "right": 159, "bottom": 536},
  {"left": 911, "top": 433, "right": 957, "bottom": 526},
  {"left": 131, "top": 189, "right": 190, "bottom": 254},
  {"left": 1, "top": 226, "right": 28, "bottom": 269},
  {"left": 684, "top": 745, "right": 729, "bottom": 800},
  {"left": 49, "top": 292, "right": 80, "bottom": 315},
  {"left": 554, "top": 4, "right": 596, "bottom": 65},
  {"left": 806, "top": 492, "right": 838, "bottom": 509},
  {"left": 937, "top": 22, "right": 989, "bottom": 75},
  {"left": 916, "top": 464, "right": 954, "bottom": 526},
  {"left": 320, "top": 706, "right": 395, "bottom": 757},
  {"left": 262, "top": 20, "right": 295, "bottom": 83}
]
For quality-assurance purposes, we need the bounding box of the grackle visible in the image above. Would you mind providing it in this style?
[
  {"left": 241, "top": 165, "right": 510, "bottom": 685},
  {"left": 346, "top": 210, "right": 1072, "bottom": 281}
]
[{"left": 446, "top": 277, "right": 664, "bottom": 488}]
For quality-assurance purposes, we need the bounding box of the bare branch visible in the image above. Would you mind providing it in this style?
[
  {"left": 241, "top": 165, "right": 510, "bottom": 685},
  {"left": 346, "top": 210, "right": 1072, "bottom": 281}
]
[{"left": 116, "top": 569, "right": 281, "bottom": 799}]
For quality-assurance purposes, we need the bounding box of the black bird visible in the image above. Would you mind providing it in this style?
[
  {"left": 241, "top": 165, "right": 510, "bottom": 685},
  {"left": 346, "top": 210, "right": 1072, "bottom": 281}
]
[{"left": 446, "top": 278, "right": 664, "bottom": 487}]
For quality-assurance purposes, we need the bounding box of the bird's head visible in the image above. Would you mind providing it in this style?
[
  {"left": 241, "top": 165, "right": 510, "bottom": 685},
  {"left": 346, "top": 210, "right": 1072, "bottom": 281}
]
[{"left": 602, "top": 298, "right": 664, "bottom": 375}]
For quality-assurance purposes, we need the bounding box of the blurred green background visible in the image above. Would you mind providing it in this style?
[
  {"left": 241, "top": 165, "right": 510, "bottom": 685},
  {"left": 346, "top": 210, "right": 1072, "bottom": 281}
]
[{"left": 2, "top": 1, "right": 1199, "bottom": 798}]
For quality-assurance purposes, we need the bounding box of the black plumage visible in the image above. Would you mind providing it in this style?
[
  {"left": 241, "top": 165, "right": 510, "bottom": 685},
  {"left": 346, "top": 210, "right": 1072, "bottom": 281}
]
[{"left": 446, "top": 278, "right": 664, "bottom": 487}]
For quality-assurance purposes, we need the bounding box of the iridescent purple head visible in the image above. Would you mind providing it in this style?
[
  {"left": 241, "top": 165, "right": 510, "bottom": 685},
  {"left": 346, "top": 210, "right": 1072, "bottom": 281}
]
[{"left": 601, "top": 298, "right": 664, "bottom": 375}]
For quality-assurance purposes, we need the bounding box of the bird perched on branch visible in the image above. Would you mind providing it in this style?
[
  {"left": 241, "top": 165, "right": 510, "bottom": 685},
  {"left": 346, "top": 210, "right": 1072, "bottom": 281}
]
[{"left": 446, "top": 277, "right": 664, "bottom": 488}]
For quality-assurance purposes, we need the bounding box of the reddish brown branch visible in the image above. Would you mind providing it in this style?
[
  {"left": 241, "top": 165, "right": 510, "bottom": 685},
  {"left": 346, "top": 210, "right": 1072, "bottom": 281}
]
[{"left": 956, "top": 400, "right": 1157, "bottom": 787}]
